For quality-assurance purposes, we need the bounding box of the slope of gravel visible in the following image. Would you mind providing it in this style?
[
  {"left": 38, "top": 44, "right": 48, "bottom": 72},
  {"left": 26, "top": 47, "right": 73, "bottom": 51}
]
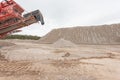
[
  {"left": 38, "top": 24, "right": 120, "bottom": 44},
  {"left": 52, "top": 38, "right": 77, "bottom": 48}
]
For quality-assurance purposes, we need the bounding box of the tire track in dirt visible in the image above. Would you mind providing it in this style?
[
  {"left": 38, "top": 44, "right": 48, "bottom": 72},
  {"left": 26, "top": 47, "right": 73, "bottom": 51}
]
[{"left": 0, "top": 61, "right": 33, "bottom": 76}]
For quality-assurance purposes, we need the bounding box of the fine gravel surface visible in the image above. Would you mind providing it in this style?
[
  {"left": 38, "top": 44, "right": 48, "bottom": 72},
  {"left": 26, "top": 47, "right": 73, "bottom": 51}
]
[
  {"left": 0, "top": 40, "right": 15, "bottom": 47},
  {"left": 0, "top": 40, "right": 120, "bottom": 80}
]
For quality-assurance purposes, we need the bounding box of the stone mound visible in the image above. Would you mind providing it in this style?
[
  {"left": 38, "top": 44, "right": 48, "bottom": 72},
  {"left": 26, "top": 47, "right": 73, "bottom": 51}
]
[
  {"left": 38, "top": 24, "right": 120, "bottom": 44},
  {"left": 52, "top": 38, "right": 76, "bottom": 48}
]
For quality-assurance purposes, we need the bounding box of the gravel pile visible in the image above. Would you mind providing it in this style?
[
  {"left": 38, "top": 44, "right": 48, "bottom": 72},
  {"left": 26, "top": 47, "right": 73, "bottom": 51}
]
[
  {"left": 38, "top": 23, "right": 120, "bottom": 44},
  {"left": 52, "top": 38, "right": 76, "bottom": 48}
]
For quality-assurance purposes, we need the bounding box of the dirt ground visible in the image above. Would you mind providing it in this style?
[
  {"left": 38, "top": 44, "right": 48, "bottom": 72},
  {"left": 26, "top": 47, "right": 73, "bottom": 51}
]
[{"left": 0, "top": 39, "right": 120, "bottom": 80}]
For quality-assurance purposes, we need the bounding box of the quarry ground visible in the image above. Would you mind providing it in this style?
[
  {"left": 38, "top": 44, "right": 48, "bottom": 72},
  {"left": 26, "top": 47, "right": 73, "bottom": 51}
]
[{"left": 0, "top": 39, "right": 120, "bottom": 80}]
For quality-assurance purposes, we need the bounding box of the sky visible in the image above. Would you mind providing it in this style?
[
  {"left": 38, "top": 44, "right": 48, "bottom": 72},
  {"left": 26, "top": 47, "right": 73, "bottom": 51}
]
[{"left": 1, "top": 0, "right": 120, "bottom": 36}]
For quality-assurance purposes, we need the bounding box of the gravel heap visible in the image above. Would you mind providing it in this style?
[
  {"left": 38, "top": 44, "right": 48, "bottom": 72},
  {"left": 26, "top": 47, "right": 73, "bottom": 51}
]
[
  {"left": 38, "top": 23, "right": 120, "bottom": 44},
  {"left": 52, "top": 38, "right": 76, "bottom": 48}
]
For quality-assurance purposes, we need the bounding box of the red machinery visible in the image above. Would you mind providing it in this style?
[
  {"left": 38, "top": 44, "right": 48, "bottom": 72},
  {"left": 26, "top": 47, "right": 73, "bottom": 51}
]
[{"left": 0, "top": 0, "right": 44, "bottom": 38}]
